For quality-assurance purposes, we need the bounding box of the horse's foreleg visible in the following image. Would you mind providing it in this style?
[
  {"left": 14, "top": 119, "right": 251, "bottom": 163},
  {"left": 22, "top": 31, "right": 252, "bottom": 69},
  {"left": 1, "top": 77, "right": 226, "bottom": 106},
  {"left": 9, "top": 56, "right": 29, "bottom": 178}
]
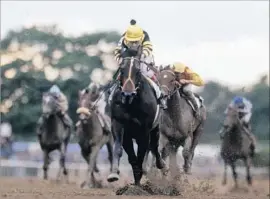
[
  {"left": 222, "top": 161, "right": 228, "bottom": 185},
  {"left": 169, "top": 147, "right": 180, "bottom": 180},
  {"left": 107, "top": 120, "right": 123, "bottom": 182},
  {"left": 136, "top": 138, "right": 149, "bottom": 185},
  {"left": 244, "top": 157, "right": 252, "bottom": 185},
  {"left": 182, "top": 136, "right": 192, "bottom": 174},
  {"left": 86, "top": 145, "right": 100, "bottom": 188},
  {"left": 58, "top": 143, "right": 68, "bottom": 181},
  {"left": 230, "top": 161, "right": 238, "bottom": 188},
  {"left": 43, "top": 150, "right": 49, "bottom": 180},
  {"left": 184, "top": 124, "right": 204, "bottom": 174}
]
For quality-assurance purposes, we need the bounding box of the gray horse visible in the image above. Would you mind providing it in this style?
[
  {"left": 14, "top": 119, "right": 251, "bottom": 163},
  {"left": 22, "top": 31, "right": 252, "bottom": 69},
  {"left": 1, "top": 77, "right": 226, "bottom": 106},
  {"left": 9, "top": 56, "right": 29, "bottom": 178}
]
[
  {"left": 37, "top": 92, "right": 71, "bottom": 180},
  {"left": 219, "top": 107, "right": 254, "bottom": 187},
  {"left": 144, "top": 67, "right": 206, "bottom": 177},
  {"left": 76, "top": 87, "right": 114, "bottom": 188}
]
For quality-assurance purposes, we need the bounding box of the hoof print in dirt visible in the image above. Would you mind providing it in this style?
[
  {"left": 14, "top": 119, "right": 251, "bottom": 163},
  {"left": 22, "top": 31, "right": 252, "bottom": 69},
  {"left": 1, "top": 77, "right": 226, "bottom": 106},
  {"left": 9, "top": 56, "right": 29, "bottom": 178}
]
[{"left": 115, "top": 181, "right": 181, "bottom": 196}]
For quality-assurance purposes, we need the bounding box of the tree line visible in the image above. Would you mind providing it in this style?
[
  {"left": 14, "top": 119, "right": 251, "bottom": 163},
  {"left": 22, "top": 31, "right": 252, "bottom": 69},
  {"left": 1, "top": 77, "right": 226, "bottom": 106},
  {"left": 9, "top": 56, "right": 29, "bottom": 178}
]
[{"left": 1, "top": 26, "right": 269, "bottom": 142}]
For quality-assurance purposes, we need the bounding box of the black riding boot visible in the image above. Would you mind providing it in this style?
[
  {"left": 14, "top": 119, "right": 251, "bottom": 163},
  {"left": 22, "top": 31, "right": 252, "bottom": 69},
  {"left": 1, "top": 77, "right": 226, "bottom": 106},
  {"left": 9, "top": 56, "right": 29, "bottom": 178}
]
[
  {"left": 60, "top": 112, "right": 73, "bottom": 131},
  {"left": 185, "top": 91, "right": 200, "bottom": 119},
  {"left": 108, "top": 83, "right": 118, "bottom": 105},
  {"left": 159, "top": 96, "right": 168, "bottom": 109},
  {"left": 243, "top": 122, "right": 256, "bottom": 156}
]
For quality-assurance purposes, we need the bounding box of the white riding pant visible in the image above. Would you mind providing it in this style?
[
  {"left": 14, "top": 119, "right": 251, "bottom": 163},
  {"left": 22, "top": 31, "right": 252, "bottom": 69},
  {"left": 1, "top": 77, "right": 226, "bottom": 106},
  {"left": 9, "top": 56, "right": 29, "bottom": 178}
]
[
  {"left": 240, "top": 112, "right": 252, "bottom": 123},
  {"left": 140, "top": 55, "right": 156, "bottom": 79},
  {"left": 182, "top": 84, "right": 192, "bottom": 92},
  {"left": 96, "top": 92, "right": 106, "bottom": 115}
]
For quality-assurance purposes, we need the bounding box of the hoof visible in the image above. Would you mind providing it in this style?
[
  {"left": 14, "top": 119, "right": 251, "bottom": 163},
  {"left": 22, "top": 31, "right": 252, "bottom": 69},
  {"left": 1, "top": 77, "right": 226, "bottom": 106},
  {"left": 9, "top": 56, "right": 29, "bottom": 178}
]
[
  {"left": 247, "top": 177, "right": 252, "bottom": 186},
  {"left": 183, "top": 167, "right": 192, "bottom": 174},
  {"left": 222, "top": 179, "right": 227, "bottom": 185},
  {"left": 156, "top": 159, "right": 165, "bottom": 169},
  {"left": 107, "top": 173, "right": 120, "bottom": 182},
  {"left": 80, "top": 181, "right": 87, "bottom": 188}
]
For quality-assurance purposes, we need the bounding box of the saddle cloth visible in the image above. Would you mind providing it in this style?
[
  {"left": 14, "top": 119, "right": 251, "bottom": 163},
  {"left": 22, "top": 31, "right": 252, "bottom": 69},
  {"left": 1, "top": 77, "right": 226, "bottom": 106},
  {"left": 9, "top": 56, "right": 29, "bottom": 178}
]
[
  {"left": 144, "top": 75, "right": 161, "bottom": 129},
  {"left": 144, "top": 76, "right": 161, "bottom": 99}
]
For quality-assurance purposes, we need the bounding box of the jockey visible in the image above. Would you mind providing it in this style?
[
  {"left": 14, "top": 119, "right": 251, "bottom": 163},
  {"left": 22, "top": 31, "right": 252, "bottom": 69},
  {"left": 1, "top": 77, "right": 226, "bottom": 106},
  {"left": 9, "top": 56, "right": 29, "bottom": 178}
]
[
  {"left": 85, "top": 83, "right": 111, "bottom": 132},
  {"left": 222, "top": 96, "right": 256, "bottom": 150},
  {"left": 109, "top": 19, "right": 166, "bottom": 108},
  {"left": 37, "top": 85, "right": 73, "bottom": 136},
  {"left": 169, "top": 62, "right": 204, "bottom": 118}
]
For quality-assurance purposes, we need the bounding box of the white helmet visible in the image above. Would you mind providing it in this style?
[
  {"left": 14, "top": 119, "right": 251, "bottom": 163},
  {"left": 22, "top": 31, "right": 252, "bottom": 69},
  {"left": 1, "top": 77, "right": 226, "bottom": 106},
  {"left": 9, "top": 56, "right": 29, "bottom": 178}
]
[{"left": 49, "top": 85, "right": 61, "bottom": 94}]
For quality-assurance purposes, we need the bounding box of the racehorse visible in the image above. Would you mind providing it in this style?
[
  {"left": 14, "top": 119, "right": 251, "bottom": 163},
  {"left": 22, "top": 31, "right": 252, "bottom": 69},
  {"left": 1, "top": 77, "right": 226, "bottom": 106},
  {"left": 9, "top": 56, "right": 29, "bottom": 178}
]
[
  {"left": 37, "top": 92, "right": 72, "bottom": 180},
  {"left": 107, "top": 57, "right": 165, "bottom": 185},
  {"left": 144, "top": 67, "right": 206, "bottom": 177},
  {"left": 220, "top": 107, "right": 253, "bottom": 187},
  {"left": 76, "top": 88, "right": 114, "bottom": 188}
]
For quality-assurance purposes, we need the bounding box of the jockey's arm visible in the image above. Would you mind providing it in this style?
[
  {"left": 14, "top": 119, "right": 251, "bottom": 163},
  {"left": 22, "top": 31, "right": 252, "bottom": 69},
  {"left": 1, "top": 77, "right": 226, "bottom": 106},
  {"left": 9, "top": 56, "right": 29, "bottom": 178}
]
[
  {"left": 186, "top": 68, "right": 204, "bottom": 86},
  {"left": 58, "top": 93, "right": 69, "bottom": 113},
  {"left": 141, "top": 31, "right": 153, "bottom": 58},
  {"left": 114, "top": 34, "right": 125, "bottom": 63}
]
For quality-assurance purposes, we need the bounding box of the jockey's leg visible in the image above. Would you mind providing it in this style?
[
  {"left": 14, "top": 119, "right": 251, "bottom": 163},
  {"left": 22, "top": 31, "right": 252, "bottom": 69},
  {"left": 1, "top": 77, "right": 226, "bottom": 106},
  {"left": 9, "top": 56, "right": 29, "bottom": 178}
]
[
  {"left": 241, "top": 113, "right": 256, "bottom": 153},
  {"left": 97, "top": 112, "right": 111, "bottom": 133},
  {"left": 140, "top": 56, "right": 167, "bottom": 109},
  {"left": 182, "top": 84, "right": 200, "bottom": 119},
  {"left": 59, "top": 111, "right": 73, "bottom": 131},
  {"left": 219, "top": 126, "right": 226, "bottom": 139},
  {"left": 108, "top": 81, "right": 119, "bottom": 105}
]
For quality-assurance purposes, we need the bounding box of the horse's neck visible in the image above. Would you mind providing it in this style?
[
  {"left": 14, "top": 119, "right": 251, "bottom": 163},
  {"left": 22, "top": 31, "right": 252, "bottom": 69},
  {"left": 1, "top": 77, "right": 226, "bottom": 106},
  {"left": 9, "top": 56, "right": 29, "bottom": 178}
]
[
  {"left": 227, "top": 125, "right": 243, "bottom": 144},
  {"left": 139, "top": 76, "right": 155, "bottom": 100},
  {"left": 45, "top": 114, "right": 58, "bottom": 134},
  {"left": 81, "top": 114, "right": 99, "bottom": 137},
  {"left": 167, "top": 91, "right": 183, "bottom": 121}
]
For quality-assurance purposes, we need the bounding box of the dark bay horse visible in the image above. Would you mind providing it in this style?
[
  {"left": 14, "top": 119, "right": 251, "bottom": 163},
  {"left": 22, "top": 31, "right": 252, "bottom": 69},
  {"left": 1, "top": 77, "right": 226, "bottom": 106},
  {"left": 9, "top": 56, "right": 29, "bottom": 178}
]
[
  {"left": 76, "top": 88, "right": 114, "bottom": 188},
  {"left": 220, "top": 108, "right": 254, "bottom": 187},
  {"left": 146, "top": 67, "right": 206, "bottom": 177},
  {"left": 107, "top": 57, "right": 165, "bottom": 185},
  {"left": 37, "top": 92, "right": 72, "bottom": 180}
]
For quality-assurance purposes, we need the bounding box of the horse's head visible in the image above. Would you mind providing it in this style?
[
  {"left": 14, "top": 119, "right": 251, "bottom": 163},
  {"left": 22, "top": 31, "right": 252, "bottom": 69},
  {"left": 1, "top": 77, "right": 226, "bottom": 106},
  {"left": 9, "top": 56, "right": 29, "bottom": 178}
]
[
  {"left": 223, "top": 107, "right": 241, "bottom": 133},
  {"left": 119, "top": 57, "right": 142, "bottom": 104},
  {"left": 42, "top": 92, "right": 59, "bottom": 117},
  {"left": 158, "top": 66, "right": 179, "bottom": 98},
  {"left": 77, "top": 89, "right": 93, "bottom": 123}
]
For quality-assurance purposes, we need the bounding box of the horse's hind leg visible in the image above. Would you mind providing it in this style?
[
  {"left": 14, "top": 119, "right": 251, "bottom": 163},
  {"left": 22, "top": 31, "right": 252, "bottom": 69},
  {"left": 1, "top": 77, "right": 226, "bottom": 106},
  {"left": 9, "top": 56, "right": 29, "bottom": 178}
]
[
  {"left": 244, "top": 157, "right": 252, "bottom": 185},
  {"left": 107, "top": 121, "right": 123, "bottom": 182},
  {"left": 150, "top": 127, "right": 165, "bottom": 170},
  {"left": 106, "top": 134, "right": 114, "bottom": 173},
  {"left": 43, "top": 150, "right": 50, "bottom": 180}
]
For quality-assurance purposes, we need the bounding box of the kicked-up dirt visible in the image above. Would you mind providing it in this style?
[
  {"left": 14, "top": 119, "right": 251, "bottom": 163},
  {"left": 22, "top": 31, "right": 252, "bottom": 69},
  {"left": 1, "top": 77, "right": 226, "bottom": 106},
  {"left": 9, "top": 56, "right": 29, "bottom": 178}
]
[{"left": 0, "top": 172, "right": 269, "bottom": 199}]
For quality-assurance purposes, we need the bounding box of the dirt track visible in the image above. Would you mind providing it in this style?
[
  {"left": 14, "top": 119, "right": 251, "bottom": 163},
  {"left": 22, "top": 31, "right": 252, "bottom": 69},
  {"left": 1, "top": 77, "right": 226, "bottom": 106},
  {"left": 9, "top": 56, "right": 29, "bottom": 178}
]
[{"left": 0, "top": 173, "right": 269, "bottom": 199}]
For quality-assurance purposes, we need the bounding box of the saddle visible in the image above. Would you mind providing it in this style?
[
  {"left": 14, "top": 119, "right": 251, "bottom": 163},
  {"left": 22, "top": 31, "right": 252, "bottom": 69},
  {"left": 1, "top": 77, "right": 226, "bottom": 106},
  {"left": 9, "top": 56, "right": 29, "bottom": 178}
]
[{"left": 179, "top": 90, "right": 204, "bottom": 112}]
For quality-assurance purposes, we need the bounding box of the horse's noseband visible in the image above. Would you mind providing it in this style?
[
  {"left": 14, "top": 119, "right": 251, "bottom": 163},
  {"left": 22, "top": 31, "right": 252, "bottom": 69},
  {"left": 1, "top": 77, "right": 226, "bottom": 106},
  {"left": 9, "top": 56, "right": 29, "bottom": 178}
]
[{"left": 120, "top": 57, "right": 141, "bottom": 98}]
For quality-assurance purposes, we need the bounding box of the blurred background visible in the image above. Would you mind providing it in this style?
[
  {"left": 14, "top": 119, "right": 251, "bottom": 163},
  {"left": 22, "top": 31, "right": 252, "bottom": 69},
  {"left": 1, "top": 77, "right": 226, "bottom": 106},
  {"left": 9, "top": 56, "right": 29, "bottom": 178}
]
[{"left": 0, "top": 1, "right": 269, "bottom": 176}]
